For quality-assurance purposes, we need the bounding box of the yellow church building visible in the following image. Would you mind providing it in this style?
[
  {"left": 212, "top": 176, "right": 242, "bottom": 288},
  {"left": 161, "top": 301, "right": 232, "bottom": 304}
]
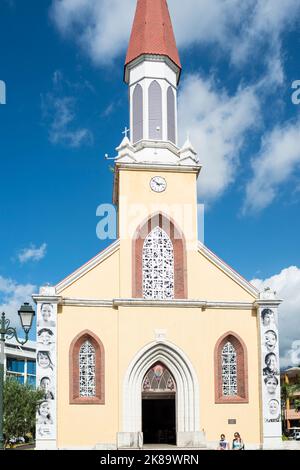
[{"left": 33, "top": 0, "right": 282, "bottom": 450}]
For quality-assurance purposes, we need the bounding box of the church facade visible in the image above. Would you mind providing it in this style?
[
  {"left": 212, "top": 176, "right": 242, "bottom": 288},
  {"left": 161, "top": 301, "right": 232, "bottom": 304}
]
[{"left": 33, "top": 0, "right": 282, "bottom": 450}]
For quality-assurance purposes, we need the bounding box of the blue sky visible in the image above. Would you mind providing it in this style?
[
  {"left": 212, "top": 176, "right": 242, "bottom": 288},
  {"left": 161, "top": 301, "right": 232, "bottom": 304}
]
[{"left": 0, "top": 0, "right": 300, "bottom": 364}]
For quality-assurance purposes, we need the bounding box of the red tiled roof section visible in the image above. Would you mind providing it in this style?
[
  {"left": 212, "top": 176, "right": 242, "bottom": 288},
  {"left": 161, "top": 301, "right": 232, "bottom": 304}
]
[{"left": 125, "top": 0, "right": 181, "bottom": 69}]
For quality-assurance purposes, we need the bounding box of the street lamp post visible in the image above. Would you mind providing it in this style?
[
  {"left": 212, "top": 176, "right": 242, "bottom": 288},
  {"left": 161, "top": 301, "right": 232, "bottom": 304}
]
[{"left": 0, "top": 303, "right": 35, "bottom": 450}]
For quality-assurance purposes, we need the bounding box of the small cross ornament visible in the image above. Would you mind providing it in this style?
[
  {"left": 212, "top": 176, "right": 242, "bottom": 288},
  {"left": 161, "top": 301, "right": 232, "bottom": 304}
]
[{"left": 122, "top": 126, "right": 130, "bottom": 139}]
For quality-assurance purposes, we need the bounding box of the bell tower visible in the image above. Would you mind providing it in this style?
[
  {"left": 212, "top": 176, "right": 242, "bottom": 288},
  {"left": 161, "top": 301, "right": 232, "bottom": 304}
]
[{"left": 115, "top": 0, "right": 199, "bottom": 167}]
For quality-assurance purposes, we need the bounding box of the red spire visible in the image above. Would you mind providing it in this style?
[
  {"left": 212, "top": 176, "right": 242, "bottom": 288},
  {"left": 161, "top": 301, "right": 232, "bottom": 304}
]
[{"left": 125, "top": 0, "right": 181, "bottom": 70}]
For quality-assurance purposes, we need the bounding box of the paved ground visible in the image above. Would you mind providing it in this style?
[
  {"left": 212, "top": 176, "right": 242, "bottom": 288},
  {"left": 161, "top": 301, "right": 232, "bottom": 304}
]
[
  {"left": 142, "top": 444, "right": 207, "bottom": 450},
  {"left": 281, "top": 441, "right": 300, "bottom": 450},
  {"left": 141, "top": 442, "right": 300, "bottom": 451}
]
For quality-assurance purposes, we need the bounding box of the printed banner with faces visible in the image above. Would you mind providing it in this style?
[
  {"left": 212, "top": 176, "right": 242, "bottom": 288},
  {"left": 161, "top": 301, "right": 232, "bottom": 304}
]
[
  {"left": 36, "top": 302, "right": 57, "bottom": 441},
  {"left": 260, "top": 307, "right": 282, "bottom": 438}
]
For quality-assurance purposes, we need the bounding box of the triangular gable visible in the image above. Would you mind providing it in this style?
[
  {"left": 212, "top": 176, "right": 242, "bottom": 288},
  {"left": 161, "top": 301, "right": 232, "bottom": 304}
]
[
  {"left": 198, "top": 242, "right": 259, "bottom": 298},
  {"left": 55, "top": 240, "right": 120, "bottom": 294}
]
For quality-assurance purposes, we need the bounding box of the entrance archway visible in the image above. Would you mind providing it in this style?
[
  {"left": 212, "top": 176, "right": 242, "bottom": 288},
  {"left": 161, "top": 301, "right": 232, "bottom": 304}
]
[
  {"left": 119, "top": 340, "right": 204, "bottom": 448},
  {"left": 142, "top": 362, "right": 176, "bottom": 445}
]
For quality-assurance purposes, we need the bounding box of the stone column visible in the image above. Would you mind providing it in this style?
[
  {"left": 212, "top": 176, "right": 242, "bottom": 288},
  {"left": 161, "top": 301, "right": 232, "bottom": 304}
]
[
  {"left": 257, "top": 288, "right": 282, "bottom": 449},
  {"left": 34, "top": 287, "right": 60, "bottom": 450}
]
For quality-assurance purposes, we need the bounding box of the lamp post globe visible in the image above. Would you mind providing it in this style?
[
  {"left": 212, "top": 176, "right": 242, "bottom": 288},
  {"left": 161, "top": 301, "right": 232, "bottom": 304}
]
[{"left": 18, "top": 302, "right": 35, "bottom": 334}]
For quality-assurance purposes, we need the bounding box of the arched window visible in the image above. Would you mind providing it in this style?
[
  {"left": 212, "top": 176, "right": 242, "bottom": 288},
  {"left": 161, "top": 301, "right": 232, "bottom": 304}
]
[
  {"left": 132, "top": 213, "right": 187, "bottom": 299},
  {"left": 215, "top": 332, "right": 248, "bottom": 403},
  {"left": 69, "top": 330, "right": 105, "bottom": 404},
  {"left": 143, "top": 226, "right": 174, "bottom": 300},
  {"left": 167, "top": 86, "right": 176, "bottom": 143},
  {"left": 148, "top": 80, "right": 162, "bottom": 140},
  {"left": 132, "top": 84, "right": 143, "bottom": 143},
  {"left": 221, "top": 342, "right": 237, "bottom": 396},
  {"left": 79, "top": 340, "right": 96, "bottom": 397}
]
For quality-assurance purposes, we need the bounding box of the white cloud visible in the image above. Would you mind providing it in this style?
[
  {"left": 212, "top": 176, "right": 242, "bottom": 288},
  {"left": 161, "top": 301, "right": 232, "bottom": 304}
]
[
  {"left": 0, "top": 276, "right": 36, "bottom": 327},
  {"left": 50, "top": 0, "right": 300, "bottom": 68},
  {"left": 41, "top": 71, "right": 93, "bottom": 148},
  {"left": 244, "top": 119, "right": 300, "bottom": 214},
  {"left": 50, "top": 0, "right": 136, "bottom": 66},
  {"left": 17, "top": 243, "right": 47, "bottom": 264},
  {"left": 101, "top": 102, "right": 115, "bottom": 118},
  {"left": 251, "top": 266, "right": 300, "bottom": 368},
  {"left": 228, "top": 0, "right": 300, "bottom": 66},
  {"left": 178, "top": 74, "right": 260, "bottom": 202}
]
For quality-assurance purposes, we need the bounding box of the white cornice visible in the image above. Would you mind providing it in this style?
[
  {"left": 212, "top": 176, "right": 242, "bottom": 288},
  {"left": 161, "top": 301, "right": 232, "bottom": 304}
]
[
  {"left": 114, "top": 299, "right": 206, "bottom": 308},
  {"left": 61, "top": 298, "right": 114, "bottom": 308},
  {"left": 207, "top": 301, "right": 255, "bottom": 310},
  {"left": 32, "top": 297, "right": 257, "bottom": 310},
  {"left": 198, "top": 242, "right": 259, "bottom": 298},
  {"left": 115, "top": 162, "right": 201, "bottom": 174},
  {"left": 254, "top": 300, "right": 283, "bottom": 308},
  {"left": 55, "top": 240, "right": 120, "bottom": 294},
  {"left": 113, "top": 299, "right": 255, "bottom": 310},
  {"left": 32, "top": 295, "right": 62, "bottom": 304}
]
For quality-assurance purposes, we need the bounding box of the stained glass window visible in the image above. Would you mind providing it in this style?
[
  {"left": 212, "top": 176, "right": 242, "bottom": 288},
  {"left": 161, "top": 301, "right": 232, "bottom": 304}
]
[
  {"left": 142, "top": 226, "right": 174, "bottom": 300},
  {"left": 79, "top": 340, "right": 96, "bottom": 397},
  {"left": 222, "top": 342, "right": 238, "bottom": 396},
  {"left": 142, "top": 363, "right": 176, "bottom": 392}
]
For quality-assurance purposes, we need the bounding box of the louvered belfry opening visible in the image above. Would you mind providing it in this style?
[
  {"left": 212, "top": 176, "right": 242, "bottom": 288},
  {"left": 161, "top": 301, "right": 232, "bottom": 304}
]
[
  {"left": 132, "top": 84, "right": 143, "bottom": 143},
  {"left": 167, "top": 86, "right": 176, "bottom": 143},
  {"left": 148, "top": 80, "right": 163, "bottom": 140}
]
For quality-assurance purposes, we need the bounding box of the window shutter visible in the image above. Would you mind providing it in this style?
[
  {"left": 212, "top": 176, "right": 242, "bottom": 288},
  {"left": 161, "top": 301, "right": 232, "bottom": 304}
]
[
  {"left": 132, "top": 84, "right": 143, "bottom": 143},
  {"left": 167, "top": 86, "right": 176, "bottom": 143},
  {"left": 149, "top": 81, "right": 163, "bottom": 140}
]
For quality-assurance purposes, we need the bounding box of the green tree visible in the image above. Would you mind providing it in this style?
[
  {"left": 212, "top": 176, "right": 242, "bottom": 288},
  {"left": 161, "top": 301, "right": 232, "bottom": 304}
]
[
  {"left": 294, "top": 399, "right": 300, "bottom": 413},
  {"left": 289, "top": 382, "right": 300, "bottom": 413},
  {"left": 281, "top": 379, "right": 300, "bottom": 434},
  {"left": 3, "top": 378, "right": 44, "bottom": 448}
]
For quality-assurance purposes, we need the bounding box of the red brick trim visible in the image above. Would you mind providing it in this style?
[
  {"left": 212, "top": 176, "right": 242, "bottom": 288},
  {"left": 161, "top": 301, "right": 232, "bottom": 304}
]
[
  {"left": 69, "top": 330, "right": 105, "bottom": 405},
  {"left": 214, "top": 331, "right": 249, "bottom": 404},
  {"left": 132, "top": 213, "right": 187, "bottom": 299}
]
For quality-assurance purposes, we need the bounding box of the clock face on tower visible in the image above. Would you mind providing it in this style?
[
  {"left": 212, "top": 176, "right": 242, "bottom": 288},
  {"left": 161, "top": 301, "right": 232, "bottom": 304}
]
[{"left": 150, "top": 176, "right": 167, "bottom": 193}]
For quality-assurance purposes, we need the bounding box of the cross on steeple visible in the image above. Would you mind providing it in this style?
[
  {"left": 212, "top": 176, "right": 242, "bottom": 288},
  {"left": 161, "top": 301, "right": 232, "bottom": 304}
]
[{"left": 122, "top": 127, "right": 130, "bottom": 139}]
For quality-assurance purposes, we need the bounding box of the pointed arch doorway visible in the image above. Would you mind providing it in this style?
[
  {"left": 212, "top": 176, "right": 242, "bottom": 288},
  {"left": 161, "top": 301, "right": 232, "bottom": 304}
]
[
  {"left": 142, "top": 362, "right": 177, "bottom": 445},
  {"left": 119, "top": 341, "right": 205, "bottom": 449}
]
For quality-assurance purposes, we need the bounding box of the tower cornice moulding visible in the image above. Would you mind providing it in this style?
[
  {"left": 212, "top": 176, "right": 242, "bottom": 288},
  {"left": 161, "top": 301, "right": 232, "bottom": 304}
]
[
  {"left": 133, "top": 139, "right": 179, "bottom": 155},
  {"left": 125, "top": 54, "right": 181, "bottom": 84},
  {"left": 115, "top": 162, "right": 202, "bottom": 174}
]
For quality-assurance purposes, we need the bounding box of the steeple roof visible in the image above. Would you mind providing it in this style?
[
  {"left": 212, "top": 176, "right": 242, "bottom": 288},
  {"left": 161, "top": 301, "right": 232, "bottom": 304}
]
[{"left": 125, "top": 0, "right": 181, "bottom": 70}]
